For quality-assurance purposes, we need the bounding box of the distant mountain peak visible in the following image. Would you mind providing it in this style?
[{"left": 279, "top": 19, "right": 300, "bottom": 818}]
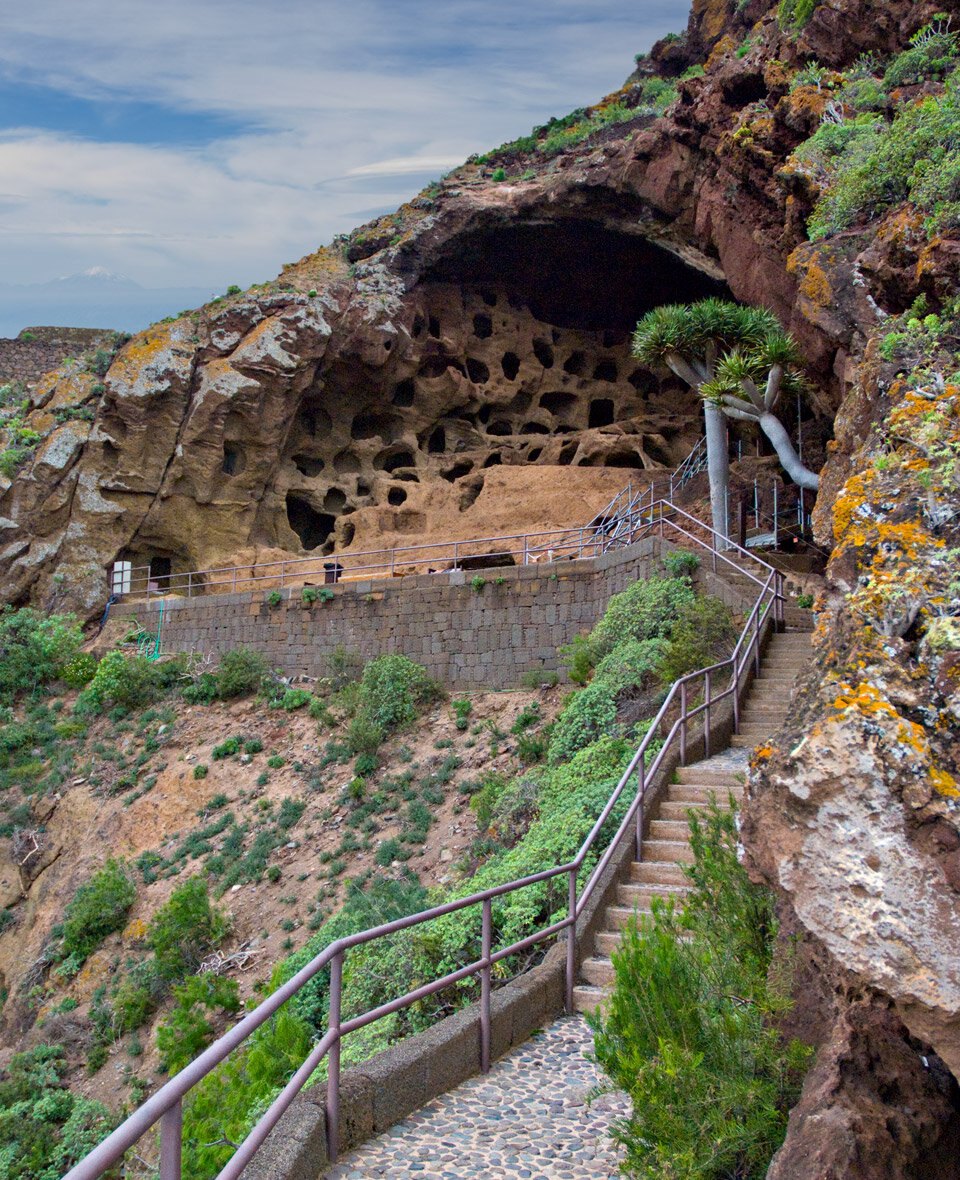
[{"left": 49, "top": 267, "right": 140, "bottom": 288}]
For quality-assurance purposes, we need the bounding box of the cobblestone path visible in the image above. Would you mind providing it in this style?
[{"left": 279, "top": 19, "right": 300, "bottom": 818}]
[{"left": 324, "top": 1014, "right": 629, "bottom": 1179}]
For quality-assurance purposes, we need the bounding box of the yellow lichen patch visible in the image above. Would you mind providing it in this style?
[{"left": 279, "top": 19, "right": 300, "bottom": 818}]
[
  {"left": 930, "top": 767, "right": 960, "bottom": 798},
  {"left": 833, "top": 681, "right": 899, "bottom": 718},
  {"left": 799, "top": 259, "right": 833, "bottom": 309}
]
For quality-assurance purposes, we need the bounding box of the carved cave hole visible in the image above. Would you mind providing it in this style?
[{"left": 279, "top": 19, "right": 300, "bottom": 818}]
[
  {"left": 286, "top": 494, "right": 335, "bottom": 552},
  {"left": 558, "top": 442, "right": 578, "bottom": 465},
  {"left": 527, "top": 447, "right": 543, "bottom": 462},
  {"left": 483, "top": 453, "right": 502, "bottom": 467},
  {"left": 593, "top": 360, "right": 618, "bottom": 383},
  {"left": 501, "top": 353, "right": 521, "bottom": 380},
  {"left": 334, "top": 449, "right": 361, "bottom": 474},
  {"left": 221, "top": 444, "right": 244, "bottom": 476},
  {"left": 521, "top": 422, "right": 549, "bottom": 435},
  {"left": 412, "top": 313, "right": 425, "bottom": 338},
  {"left": 563, "top": 351, "right": 586, "bottom": 376},
  {"left": 628, "top": 368, "right": 656, "bottom": 393},
  {"left": 459, "top": 476, "right": 485, "bottom": 511},
  {"left": 352, "top": 409, "right": 401, "bottom": 442},
  {"left": 392, "top": 379, "right": 416, "bottom": 407},
  {"left": 388, "top": 486, "right": 408, "bottom": 506},
  {"left": 340, "top": 521, "right": 356, "bottom": 545},
  {"left": 297, "top": 401, "right": 333, "bottom": 438},
  {"left": 294, "top": 454, "right": 325, "bottom": 478},
  {"left": 442, "top": 462, "right": 474, "bottom": 482},
  {"left": 472, "top": 314, "right": 493, "bottom": 339},
  {"left": 589, "top": 399, "right": 615, "bottom": 428},
  {"left": 480, "top": 289, "right": 498, "bottom": 307},
  {"left": 540, "top": 391, "right": 577, "bottom": 418},
  {"left": 533, "top": 339, "right": 554, "bottom": 369},
  {"left": 323, "top": 488, "right": 348, "bottom": 512},
  {"left": 580, "top": 447, "right": 641, "bottom": 469},
  {"left": 376, "top": 448, "right": 416, "bottom": 473},
  {"left": 428, "top": 316, "right": 441, "bottom": 338},
  {"left": 466, "top": 357, "right": 490, "bottom": 384},
  {"left": 488, "top": 419, "right": 513, "bottom": 436},
  {"left": 478, "top": 404, "right": 491, "bottom": 425},
  {"left": 428, "top": 426, "right": 446, "bottom": 454},
  {"left": 356, "top": 480, "right": 371, "bottom": 496}
]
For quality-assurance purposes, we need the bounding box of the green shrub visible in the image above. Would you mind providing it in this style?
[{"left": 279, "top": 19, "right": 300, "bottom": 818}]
[
  {"left": 491, "top": 167, "right": 506, "bottom": 182},
  {"left": 471, "top": 575, "right": 486, "bottom": 592},
  {"left": 216, "top": 648, "right": 267, "bottom": 698},
  {"left": 147, "top": 878, "right": 228, "bottom": 979},
  {"left": 593, "top": 637, "right": 668, "bottom": 695},
  {"left": 244, "top": 738, "right": 263, "bottom": 755},
  {"left": 281, "top": 688, "right": 311, "bottom": 711},
  {"left": 658, "top": 597, "right": 737, "bottom": 685},
  {"left": 355, "top": 751, "right": 378, "bottom": 776},
  {"left": 0, "top": 1044, "right": 116, "bottom": 1178},
  {"left": 301, "top": 586, "right": 318, "bottom": 604},
  {"left": 662, "top": 549, "right": 699, "bottom": 577},
  {"left": 266, "top": 754, "right": 285, "bottom": 769},
  {"left": 77, "top": 651, "right": 163, "bottom": 713},
  {"left": 559, "top": 634, "right": 594, "bottom": 686},
  {"left": 590, "top": 802, "right": 812, "bottom": 1179},
  {"left": 0, "top": 608, "right": 83, "bottom": 700},
  {"left": 519, "top": 668, "right": 559, "bottom": 688},
  {"left": 587, "top": 576, "right": 695, "bottom": 662},
  {"left": 59, "top": 859, "right": 136, "bottom": 968},
  {"left": 266, "top": 590, "right": 282, "bottom": 607},
  {"left": 59, "top": 652, "right": 99, "bottom": 688},
  {"left": 355, "top": 654, "right": 440, "bottom": 735},
  {"left": 452, "top": 697, "right": 473, "bottom": 729},
  {"left": 883, "top": 19, "right": 957, "bottom": 89},
  {"left": 212, "top": 737, "right": 241, "bottom": 760},
  {"left": 547, "top": 681, "right": 618, "bottom": 763},
  {"left": 182, "top": 671, "right": 219, "bottom": 704},
  {"left": 156, "top": 973, "right": 241, "bottom": 1073},
  {"left": 193, "top": 764, "right": 208, "bottom": 779},
  {"left": 777, "top": 0, "right": 816, "bottom": 29}
]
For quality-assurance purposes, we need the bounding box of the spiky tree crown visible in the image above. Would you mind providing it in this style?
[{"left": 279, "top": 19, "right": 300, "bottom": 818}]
[{"left": 632, "top": 298, "right": 787, "bottom": 370}]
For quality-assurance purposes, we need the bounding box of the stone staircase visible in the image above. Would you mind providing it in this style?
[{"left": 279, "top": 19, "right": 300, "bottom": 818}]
[{"left": 572, "top": 621, "right": 814, "bottom": 1012}]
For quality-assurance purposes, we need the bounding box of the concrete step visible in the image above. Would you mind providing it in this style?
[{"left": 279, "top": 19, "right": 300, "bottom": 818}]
[
  {"left": 657, "top": 800, "right": 709, "bottom": 821},
  {"left": 581, "top": 956, "right": 615, "bottom": 987},
  {"left": 649, "top": 818, "right": 694, "bottom": 841},
  {"left": 736, "top": 724, "right": 778, "bottom": 738},
  {"left": 643, "top": 840, "right": 695, "bottom": 864},
  {"left": 674, "top": 766, "right": 745, "bottom": 786},
  {"left": 594, "top": 929, "right": 627, "bottom": 957},
  {"left": 617, "top": 881, "right": 689, "bottom": 908},
  {"left": 630, "top": 861, "right": 689, "bottom": 886},
  {"left": 572, "top": 984, "right": 608, "bottom": 1014},
  {"left": 730, "top": 734, "right": 767, "bottom": 748}
]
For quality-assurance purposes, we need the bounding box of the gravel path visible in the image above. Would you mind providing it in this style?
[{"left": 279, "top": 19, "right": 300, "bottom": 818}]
[{"left": 323, "top": 1014, "right": 629, "bottom": 1179}]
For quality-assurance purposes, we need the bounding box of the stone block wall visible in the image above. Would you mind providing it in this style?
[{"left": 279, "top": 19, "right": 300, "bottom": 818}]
[
  {"left": 125, "top": 537, "right": 679, "bottom": 689},
  {"left": 0, "top": 328, "right": 114, "bottom": 387}
]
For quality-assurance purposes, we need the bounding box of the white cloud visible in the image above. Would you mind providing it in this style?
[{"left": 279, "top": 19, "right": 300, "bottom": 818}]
[{"left": 346, "top": 155, "right": 469, "bottom": 178}]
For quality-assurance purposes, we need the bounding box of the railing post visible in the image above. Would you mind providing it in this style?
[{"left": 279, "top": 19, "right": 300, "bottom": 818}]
[
  {"left": 733, "top": 659, "right": 741, "bottom": 733},
  {"left": 160, "top": 1098, "right": 182, "bottom": 1180},
  {"left": 186, "top": 572, "right": 192, "bottom": 599},
  {"left": 327, "top": 951, "right": 343, "bottom": 1163},
  {"left": 635, "top": 757, "right": 645, "bottom": 860},
  {"left": 233, "top": 566, "right": 237, "bottom": 593},
  {"left": 704, "top": 670, "right": 711, "bottom": 759},
  {"left": 754, "top": 606, "right": 762, "bottom": 675},
  {"left": 454, "top": 541, "right": 459, "bottom": 569},
  {"left": 481, "top": 898, "right": 492, "bottom": 1073},
  {"left": 565, "top": 868, "right": 577, "bottom": 1014},
  {"left": 280, "top": 561, "right": 285, "bottom": 590},
  {"left": 680, "top": 680, "right": 688, "bottom": 765},
  {"left": 776, "top": 572, "right": 784, "bottom": 629}
]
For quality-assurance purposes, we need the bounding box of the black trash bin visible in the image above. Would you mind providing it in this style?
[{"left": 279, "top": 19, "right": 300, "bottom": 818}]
[{"left": 323, "top": 561, "right": 343, "bottom": 585}]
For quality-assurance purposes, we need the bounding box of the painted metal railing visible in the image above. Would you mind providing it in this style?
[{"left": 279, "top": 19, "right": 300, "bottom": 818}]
[{"left": 68, "top": 500, "right": 783, "bottom": 1180}]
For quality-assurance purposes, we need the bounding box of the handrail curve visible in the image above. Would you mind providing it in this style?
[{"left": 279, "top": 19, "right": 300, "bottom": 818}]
[{"left": 65, "top": 497, "right": 783, "bottom": 1180}]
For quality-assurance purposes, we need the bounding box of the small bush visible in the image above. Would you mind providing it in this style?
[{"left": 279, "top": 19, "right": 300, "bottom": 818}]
[
  {"left": 266, "top": 590, "right": 282, "bottom": 607},
  {"left": 156, "top": 973, "right": 241, "bottom": 1073},
  {"left": 355, "top": 654, "right": 440, "bottom": 735},
  {"left": 182, "top": 672, "right": 219, "bottom": 704},
  {"left": 662, "top": 549, "right": 699, "bottom": 577},
  {"left": 59, "top": 858, "right": 136, "bottom": 968},
  {"left": 77, "top": 651, "right": 163, "bottom": 713},
  {"left": 471, "top": 575, "right": 486, "bottom": 592},
  {"left": 281, "top": 688, "right": 311, "bottom": 711},
  {"left": 519, "top": 668, "right": 559, "bottom": 688},
  {"left": 212, "top": 737, "right": 241, "bottom": 760},
  {"left": 216, "top": 648, "right": 267, "bottom": 698},
  {"left": 193, "top": 764, "right": 208, "bottom": 779},
  {"left": 147, "top": 878, "right": 228, "bottom": 979},
  {"left": 559, "top": 635, "right": 594, "bottom": 686},
  {"left": 452, "top": 697, "right": 473, "bottom": 729},
  {"left": 267, "top": 865, "right": 281, "bottom": 883},
  {"left": 355, "top": 751, "right": 378, "bottom": 776},
  {"left": 267, "top": 754, "right": 285, "bottom": 770},
  {"left": 587, "top": 576, "right": 695, "bottom": 662},
  {"left": 658, "top": 597, "right": 737, "bottom": 686},
  {"left": 59, "top": 652, "right": 99, "bottom": 688},
  {"left": 547, "top": 681, "right": 618, "bottom": 763},
  {"left": 0, "top": 608, "right": 83, "bottom": 700}
]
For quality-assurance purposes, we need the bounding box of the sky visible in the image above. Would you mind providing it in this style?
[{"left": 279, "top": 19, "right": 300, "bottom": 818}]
[{"left": 0, "top": 0, "right": 689, "bottom": 322}]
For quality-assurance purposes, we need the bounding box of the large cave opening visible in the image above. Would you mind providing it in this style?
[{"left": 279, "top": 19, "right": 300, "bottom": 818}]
[
  {"left": 286, "top": 493, "right": 335, "bottom": 552},
  {"left": 421, "top": 219, "right": 729, "bottom": 332}
]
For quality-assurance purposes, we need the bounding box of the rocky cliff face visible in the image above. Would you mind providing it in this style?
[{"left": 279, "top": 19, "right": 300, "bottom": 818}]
[{"left": 3, "top": 0, "right": 960, "bottom": 1169}]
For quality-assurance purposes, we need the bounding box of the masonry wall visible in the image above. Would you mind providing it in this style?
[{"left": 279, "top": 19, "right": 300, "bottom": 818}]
[
  {"left": 0, "top": 328, "right": 115, "bottom": 387},
  {"left": 125, "top": 537, "right": 696, "bottom": 689}
]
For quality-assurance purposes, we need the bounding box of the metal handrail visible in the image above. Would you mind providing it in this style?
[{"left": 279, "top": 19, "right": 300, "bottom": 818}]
[{"left": 67, "top": 498, "right": 784, "bottom": 1180}]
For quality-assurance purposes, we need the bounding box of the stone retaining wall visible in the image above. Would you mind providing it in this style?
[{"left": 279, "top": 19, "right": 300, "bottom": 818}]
[
  {"left": 0, "top": 328, "right": 114, "bottom": 387},
  {"left": 127, "top": 537, "right": 688, "bottom": 689}
]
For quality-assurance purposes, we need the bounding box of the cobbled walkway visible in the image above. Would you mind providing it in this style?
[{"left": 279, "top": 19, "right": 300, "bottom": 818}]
[{"left": 323, "top": 1014, "right": 629, "bottom": 1179}]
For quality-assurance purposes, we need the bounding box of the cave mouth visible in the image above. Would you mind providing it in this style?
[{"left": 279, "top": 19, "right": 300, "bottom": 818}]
[
  {"left": 421, "top": 219, "right": 729, "bottom": 332},
  {"left": 286, "top": 493, "right": 335, "bottom": 552}
]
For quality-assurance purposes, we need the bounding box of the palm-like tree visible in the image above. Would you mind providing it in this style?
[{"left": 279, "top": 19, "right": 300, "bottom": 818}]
[{"left": 633, "top": 300, "right": 818, "bottom": 541}]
